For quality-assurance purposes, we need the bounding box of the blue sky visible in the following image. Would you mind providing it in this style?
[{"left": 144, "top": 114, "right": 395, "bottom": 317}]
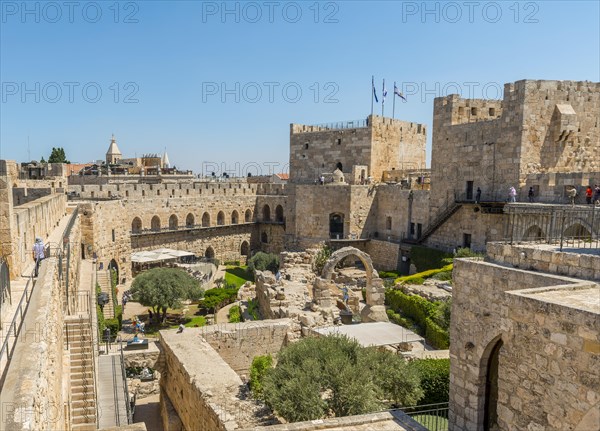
[{"left": 1, "top": 1, "right": 599, "bottom": 174}]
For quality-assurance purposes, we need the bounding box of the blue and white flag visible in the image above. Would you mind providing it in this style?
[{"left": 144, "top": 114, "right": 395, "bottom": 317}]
[
  {"left": 372, "top": 76, "right": 378, "bottom": 103},
  {"left": 382, "top": 79, "right": 387, "bottom": 103},
  {"left": 394, "top": 84, "right": 406, "bottom": 101}
]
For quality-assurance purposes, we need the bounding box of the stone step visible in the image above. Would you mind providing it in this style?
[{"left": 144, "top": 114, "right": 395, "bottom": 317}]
[
  {"left": 71, "top": 384, "right": 95, "bottom": 396},
  {"left": 71, "top": 414, "right": 96, "bottom": 425},
  {"left": 71, "top": 422, "right": 97, "bottom": 431},
  {"left": 72, "top": 399, "right": 96, "bottom": 410},
  {"left": 71, "top": 370, "right": 94, "bottom": 380}
]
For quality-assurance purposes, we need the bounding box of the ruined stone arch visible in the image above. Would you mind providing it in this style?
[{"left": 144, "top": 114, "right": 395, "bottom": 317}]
[
  {"left": 151, "top": 215, "right": 161, "bottom": 231},
  {"left": 185, "top": 213, "right": 195, "bottom": 228},
  {"left": 131, "top": 217, "right": 142, "bottom": 233},
  {"left": 217, "top": 211, "right": 225, "bottom": 226},
  {"left": 522, "top": 224, "right": 544, "bottom": 241},
  {"left": 245, "top": 209, "right": 252, "bottom": 222},
  {"left": 231, "top": 210, "right": 239, "bottom": 225},
  {"left": 202, "top": 212, "right": 210, "bottom": 227},
  {"left": 169, "top": 214, "right": 178, "bottom": 229},
  {"left": 321, "top": 246, "right": 377, "bottom": 285},
  {"left": 262, "top": 204, "right": 271, "bottom": 221},
  {"left": 275, "top": 205, "right": 284, "bottom": 223},
  {"left": 563, "top": 222, "right": 592, "bottom": 239}
]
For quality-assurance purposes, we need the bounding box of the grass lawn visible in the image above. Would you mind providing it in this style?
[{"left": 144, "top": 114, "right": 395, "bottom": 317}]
[
  {"left": 224, "top": 266, "right": 254, "bottom": 288},
  {"left": 139, "top": 303, "right": 206, "bottom": 335},
  {"left": 413, "top": 414, "right": 449, "bottom": 431},
  {"left": 410, "top": 246, "right": 452, "bottom": 272}
]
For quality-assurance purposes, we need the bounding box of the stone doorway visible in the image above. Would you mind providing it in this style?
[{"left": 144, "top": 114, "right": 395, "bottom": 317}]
[{"left": 329, "top": 213, "right": 344, "bottom": 239}]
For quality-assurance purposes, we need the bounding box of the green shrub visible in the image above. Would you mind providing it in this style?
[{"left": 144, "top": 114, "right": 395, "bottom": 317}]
[
  {"left": 248, "top": 299, "right": 260, "bottom": 320},
  {"left": 313, "top": 245, "right": 332, "bottom": 274},
  {"left": 378, "top": 270, "right": 401, "bottom": 279},
  {"left": 431, "top": 270, "right": 452, "bottom": 281},
  {"left": 248, "top": 252, "right": 280, "bottom": 274},
  {"left": 395, "top": 264, "right": 453, "bottom": 285},
  {"left": 224, "top": 260, "right": 241, "bottom": 266},
  {"left": 386, "top": 309, "right": 416, "bottom": 330},
  {"left": 409, "top": 359, "right": 450, "bottom": 405},
  {"left": 228, "top": 305, "right": 242, "bottom": 323},
  {"left": 409, "top": 246, "right": 452, "bottom": 272},
  {"left": 115, "top": 305, "right": 123, "bottom": 330},
  {"left": 201, "top": 287, "right": 239, "bottom": 311},
  {"left": 425, "top": 318, "right": 450, "bottom": 349},
  {"left": 97, "top": 304, "right": 106, "bottom": 336},
  {"left": 249, "top": 354, "right": 273, "bottom": 399},
  {"left": 105, "top": 318, "right": 120, "bottom": 338}
]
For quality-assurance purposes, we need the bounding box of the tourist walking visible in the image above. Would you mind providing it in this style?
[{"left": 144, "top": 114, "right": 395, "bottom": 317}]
[
  {"left": 594, "top": 185, "right": 600, "bottom": 204},
  {"left": 475, "top": 187, "right": 481, "bottom": 203},
  {"left": 528, "top": 187, "right": 535, "bottom": 203},
  {"left": 508, "top": 186, "right": 517, "bottom": 203},
  {"left": 32, "top": 237, "right": 46, "bottom": 277},
  {"left": 567, "top": 186, "right": 577, "bottom": 207},
  {"left": 585, "top": 186, "right": 593, "bottom": 204}
]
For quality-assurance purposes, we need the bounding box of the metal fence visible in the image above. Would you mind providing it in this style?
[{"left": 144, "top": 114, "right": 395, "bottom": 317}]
[
  {"left": 0, "top": 258, "right": 11, "bottom": 323},
  {"left": 504, "top": 204, "right": 599, "bottom": 252},
  {"left": 402, "top": 403, "right": 449, "bottom": 431},
  {"left": 310, "top": 118, "right": 369, "bottom": 131}
]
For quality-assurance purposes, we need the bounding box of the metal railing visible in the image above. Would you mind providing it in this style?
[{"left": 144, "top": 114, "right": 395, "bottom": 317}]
[
  {"left": 309, "top": 118, "right": 369, "bottom": 131},
  {"left": 119, "top": 339, "right": 133, "bottom": 424},
  {"left": 402, "top": 402, "right": 449, "bottom": 431},
  {"left": 504, "top": 204, "right": 599, "bottom": 252},
  {"left": 0, "top": 259, "right": 12, "bottom": 326},
  {"left": 0, "top": 272, "right": 34, "bottom": 388}
]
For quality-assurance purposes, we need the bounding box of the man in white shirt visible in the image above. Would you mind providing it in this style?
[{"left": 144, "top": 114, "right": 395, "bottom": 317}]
[{"left": 32, "top": 237, "right": 45, "bottom": 277}]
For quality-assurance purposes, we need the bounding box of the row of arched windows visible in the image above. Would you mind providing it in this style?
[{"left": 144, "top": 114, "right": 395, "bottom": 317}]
[
  {"left": 131, "top": 209, "right": 254, "bottom": 233},
  {"left": 204, "top": 241, "right": 250, "bottom": 259},
  {"left": 262, "top": 204, "right": 284, "bottom": 223}
]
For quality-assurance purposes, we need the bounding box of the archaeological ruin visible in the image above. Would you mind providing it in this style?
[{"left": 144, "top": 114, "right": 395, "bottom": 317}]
[{"left": 0, "top": 79, "right": 598, "bottom": 431}]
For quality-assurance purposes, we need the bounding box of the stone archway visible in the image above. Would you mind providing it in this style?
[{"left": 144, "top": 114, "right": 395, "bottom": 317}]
[{"left": 319, "top": 246, "right": 387, "bottom": 323}]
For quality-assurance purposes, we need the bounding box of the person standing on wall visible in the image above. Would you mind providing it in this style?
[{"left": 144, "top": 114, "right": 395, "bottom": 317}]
[
  {"left": 585, "top": 186, "right": 593, "bottom": 204},
  {"left": 32, "top": 237, "right": 46, "bottom": 277},
  {"left": 508, "top": 186, "right": 517, "bottom": 203},
  {"left": 528, "top": 187, "right": 535, "bottom": 203}
]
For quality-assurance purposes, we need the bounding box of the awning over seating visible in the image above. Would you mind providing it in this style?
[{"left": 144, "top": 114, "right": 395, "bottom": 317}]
[{"left": 131, "top": 248, "right": 195, "bottom": 264}]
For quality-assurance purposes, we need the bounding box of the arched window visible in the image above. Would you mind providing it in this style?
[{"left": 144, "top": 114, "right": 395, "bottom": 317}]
[
  {"left": 263, "top": 205, "right": 271, "bottom": 222},
  {"left": 151, "top": 216, "right": 161, "bottom": 231},
  {"left": 217, "top": 211, "right": 225, "bottom": 225},
  {"left": 261, "top": 232, "right": 268, "bottom": 243},
  {"left": 231, "top": 210, "right": 239, "bottom": 225},
  {"left": 131, "top": 217, "right": 142, "bottom": 233},
  {"left": 202, "top": 212, "right": 210, "bottom": 227},
  {"left": 240, "top": 241, "right": 249, "bottom": 256},
  {"left": 169, "top": 214, "right": 178, "bottom": 230},
  {"left": 186, "top": 213, "right": 195, "bottom": 228},
  {"left": 386, "top": 216, "right": 392, "bottom": 230},
  {"left": 245, "top": 209, "right": 252, "bottom": 222},
  {"left": 205, "top": 246, "right": 215, "bottom": 259},
  {"left": 275, "top": 205, "right": 284, "bottom": 223}
]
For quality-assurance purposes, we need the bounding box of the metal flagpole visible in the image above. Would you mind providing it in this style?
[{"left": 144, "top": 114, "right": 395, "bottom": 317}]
[
  {"left": 382, "top": 79, "right": 385, "bottom": 117},
  {"left": 371, "top": 76, "right": 374, "bottom": 117},
  {"left": 392, "top": 81, "right": 396, "bottom": 119}
]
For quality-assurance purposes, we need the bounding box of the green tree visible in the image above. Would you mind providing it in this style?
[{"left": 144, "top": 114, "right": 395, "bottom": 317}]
[
  {"left": 47, "top": 147, "right": 70, "bottom": 164},
  {"left": 248, "top": 252, "right": 279, "bottom": 274},
  {"left": 261, "top": 335, "right": 423, "bottom": 422},
  {"left": 130, "top": 268, "right": 204, "bottom": 322},
  {"left": 40, "top": 156, "right": 46, "bottom": 163},
  {"left": 313, "top": 244, "right": 332, "bottom": 274},
  {"left": 249, "top": 354, "right": 273, "bottom": 399}
]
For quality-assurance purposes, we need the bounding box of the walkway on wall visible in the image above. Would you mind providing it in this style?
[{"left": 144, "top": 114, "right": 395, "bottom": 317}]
[{"left": 97, "top": 353, "right": 129, "bottom": 429}]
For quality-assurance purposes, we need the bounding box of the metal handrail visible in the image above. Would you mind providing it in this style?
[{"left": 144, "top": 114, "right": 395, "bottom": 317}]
[
  {"left": 309, "top": 118, "right": 369, "bottom": 130},
  {"left": 0, "top": 271, "right": 34, "bottom": 389},
  {"left": 119, "top": 339, "right": 133, "bottom": 424}
]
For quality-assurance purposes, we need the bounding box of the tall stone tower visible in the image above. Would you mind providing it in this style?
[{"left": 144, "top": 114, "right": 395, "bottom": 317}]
[{"left": 106, "top": 134, "right": 122, "bottom": 164}]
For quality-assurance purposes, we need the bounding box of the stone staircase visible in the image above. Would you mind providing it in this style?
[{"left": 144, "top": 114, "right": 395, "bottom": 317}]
[
  {"left": 66, "top": 317, "right": 97, "bottom": 431},
  {"left": 97, "top": 270, "right": 115, "bottom": 319}
]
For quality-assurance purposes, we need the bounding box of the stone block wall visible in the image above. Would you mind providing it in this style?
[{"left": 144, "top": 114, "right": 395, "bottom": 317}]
[
  {"left": 198, "top": 320, "right": 292, "bottom": 375},
  {"left": 0, "top": 257, "right": 68, "bottom": 430},
  {"left": 450, "top": 257, "right": 599, "bottom": 430},
  {"left": 366, "top": 240, "right": 401, "bottom": 271},
  {"left": 486, "top": 242, "right": 600, "bottom": 281}
]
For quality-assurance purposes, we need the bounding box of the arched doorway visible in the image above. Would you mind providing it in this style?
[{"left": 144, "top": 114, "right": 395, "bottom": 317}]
[
  {"left": 217, "top": 211, "right": 225, "bottom": 225},
  {"left": 151, "top": 215, "right": 161, "bottom": 231},
  {"left": 202, "top": 212, "right": 210, "bottom": 227},
  {"left": 245, "top": 209, "right": 252, "bottom": 222},
  {"left": 240, "top": 241, "right": 249, "bottom": 256},
  {"left": 108, "top": 259, "right": 119, "bottom": 286},
  {"left": 186, "top": 213, "right": 195, "bottom": 228},
  {"left": 564, "top": 223, "right": 591, "bottom": 240},
  {"left": 329, "top": 213, "right": 344, "bottom": 239},
  {"left": 231, "top": 210, "right": 239, "bottom": 224},
  {"left": 275, "top": 205, "right": 284, "bottom": 223},
  {"left": 205, "top": 246, "right": 215, "bottom": 259},
  {"left": 169, "top": 214, "right": 178, "bottom": 230},
  {"left": 483, "top": 339, "right": 503, "bottom": 431},
  {"left": 336, "top": 161, "right": 343, "bottom": 171},
  {"left": 131, "top": 217, "right": 142, "bottom": 233},
  {"left": 263, "top": 205, "right": 271, "bottom": 222},
  {"left": 261, "top": 232, "right": 268, "bottom": 243}
]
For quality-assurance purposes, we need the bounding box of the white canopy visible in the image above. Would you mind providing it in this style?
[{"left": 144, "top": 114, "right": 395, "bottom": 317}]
[{"left": 131, "top": 248, "right": 194, "bottom": 264}]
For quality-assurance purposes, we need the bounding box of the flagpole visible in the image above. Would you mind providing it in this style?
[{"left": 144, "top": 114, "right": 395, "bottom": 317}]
[
  {"left": 382, "top": 79, "right": 385, "bottom": 117},
  {"left": 393, "top": 81, "right": 396, "bottom": 119},
  {"left": 371, "top": 76, "right": 374, "bottom": 118}
]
